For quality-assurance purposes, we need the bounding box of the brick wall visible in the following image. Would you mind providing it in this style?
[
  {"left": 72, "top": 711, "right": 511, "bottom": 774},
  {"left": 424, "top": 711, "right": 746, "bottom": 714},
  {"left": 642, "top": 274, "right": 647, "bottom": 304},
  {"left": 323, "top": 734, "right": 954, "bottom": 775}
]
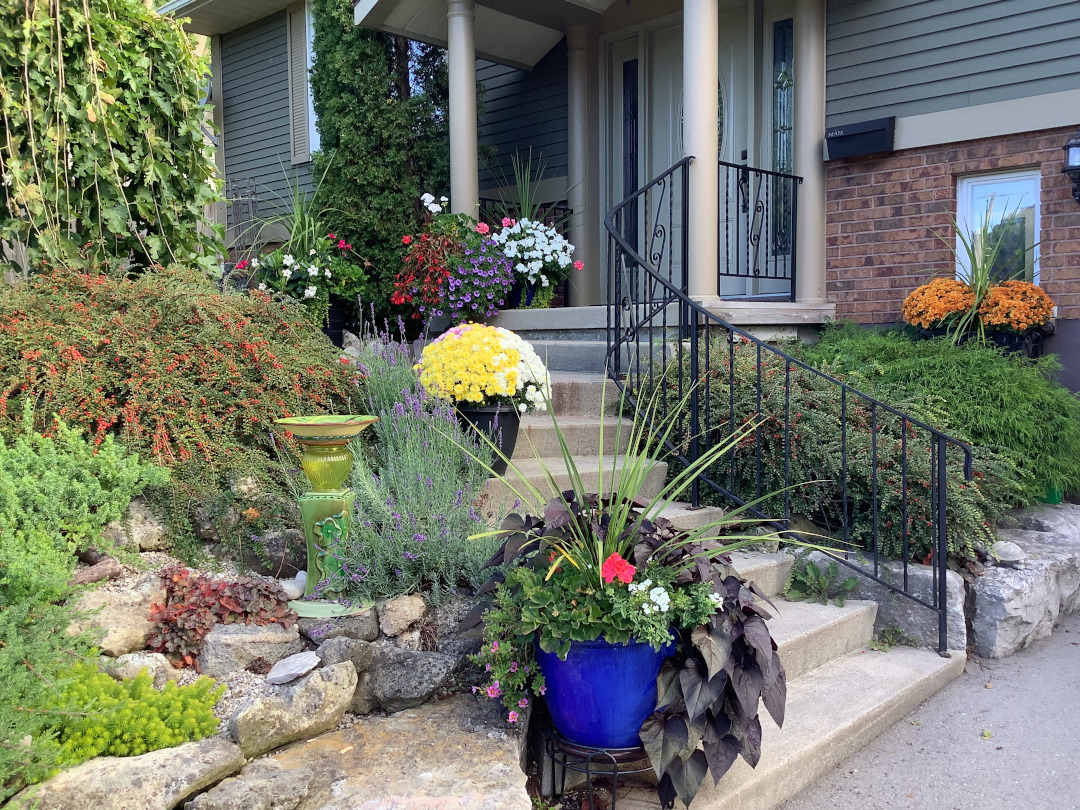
[{"left": 825, "top": 126, "right": 1080, "bottom": 322}]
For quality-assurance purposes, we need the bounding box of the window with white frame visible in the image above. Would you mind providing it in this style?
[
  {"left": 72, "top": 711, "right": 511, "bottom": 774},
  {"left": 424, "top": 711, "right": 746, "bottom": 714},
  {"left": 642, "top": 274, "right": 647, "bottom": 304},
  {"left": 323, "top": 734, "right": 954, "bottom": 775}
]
[
  {"left": 955, "top": 170, "right": 1040, "bottom": 284},
  {"left": 287, "top": 1, "right": 319, "bottom": 164}
]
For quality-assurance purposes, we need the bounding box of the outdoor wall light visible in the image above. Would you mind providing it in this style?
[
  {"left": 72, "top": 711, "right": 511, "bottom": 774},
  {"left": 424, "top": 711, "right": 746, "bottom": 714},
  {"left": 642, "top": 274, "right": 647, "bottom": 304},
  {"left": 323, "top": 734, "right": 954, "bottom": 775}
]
[{"left": 1064, "top": 128, "right": 1080, "bottom": 204}]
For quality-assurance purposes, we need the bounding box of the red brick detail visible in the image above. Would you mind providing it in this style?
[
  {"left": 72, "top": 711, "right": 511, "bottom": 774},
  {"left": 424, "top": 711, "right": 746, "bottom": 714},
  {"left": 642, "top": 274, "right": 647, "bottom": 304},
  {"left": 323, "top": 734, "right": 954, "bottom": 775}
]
[{"left": 825, "top": 126, "right": 1080, "bottom": 322}]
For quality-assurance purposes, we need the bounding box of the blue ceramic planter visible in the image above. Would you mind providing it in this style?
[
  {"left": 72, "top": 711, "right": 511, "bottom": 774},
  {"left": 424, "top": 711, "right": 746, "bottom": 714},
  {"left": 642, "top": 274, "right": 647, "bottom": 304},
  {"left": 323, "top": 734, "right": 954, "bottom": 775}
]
[{"left": 535, "top": 634, "right": 675, "bottom": 749}]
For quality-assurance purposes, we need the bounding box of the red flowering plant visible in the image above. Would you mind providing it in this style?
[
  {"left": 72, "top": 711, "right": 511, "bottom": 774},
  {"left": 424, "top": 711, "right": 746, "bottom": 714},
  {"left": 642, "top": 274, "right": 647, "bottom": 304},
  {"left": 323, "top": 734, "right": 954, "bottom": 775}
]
[
  {"left": 391, "top": 194, "right": 514, "bottom": 322},
  {"left": 467, "top": 382, "right": 799, "bottom": 806}
]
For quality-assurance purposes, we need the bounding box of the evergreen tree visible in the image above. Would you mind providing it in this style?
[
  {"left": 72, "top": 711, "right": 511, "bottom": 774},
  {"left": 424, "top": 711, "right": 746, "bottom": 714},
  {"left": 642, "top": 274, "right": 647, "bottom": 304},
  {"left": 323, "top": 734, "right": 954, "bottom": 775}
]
[{"left": 310, "top": 0, "right": 449, "bottom": 315}]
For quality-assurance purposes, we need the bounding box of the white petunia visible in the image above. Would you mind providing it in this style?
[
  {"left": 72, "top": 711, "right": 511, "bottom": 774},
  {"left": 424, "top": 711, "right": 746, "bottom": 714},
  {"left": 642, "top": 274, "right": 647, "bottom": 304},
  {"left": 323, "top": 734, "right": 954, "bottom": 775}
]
[{"left": 303, "top": 286, "right": 317, "bottom": 299}]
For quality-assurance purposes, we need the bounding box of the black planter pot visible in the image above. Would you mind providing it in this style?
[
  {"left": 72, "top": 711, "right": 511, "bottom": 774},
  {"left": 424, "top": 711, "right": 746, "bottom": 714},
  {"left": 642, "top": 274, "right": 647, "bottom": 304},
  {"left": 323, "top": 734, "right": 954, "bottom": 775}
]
[
  {"left": 322, "top": 297, "right": 348, "bottom": 348},
  {"left": 916, "top": 324, "right": 1052, "bottom": 359},
  {"left": 456, "top": 405, "right": 521, "bottom": 476}
]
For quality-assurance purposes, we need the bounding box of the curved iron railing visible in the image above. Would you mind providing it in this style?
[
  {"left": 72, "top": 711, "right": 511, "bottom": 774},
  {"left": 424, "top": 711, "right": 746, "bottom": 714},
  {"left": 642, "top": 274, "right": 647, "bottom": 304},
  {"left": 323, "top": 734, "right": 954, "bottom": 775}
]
[{"left": 604, "top": 158, "right": 972, "bottom": 654}]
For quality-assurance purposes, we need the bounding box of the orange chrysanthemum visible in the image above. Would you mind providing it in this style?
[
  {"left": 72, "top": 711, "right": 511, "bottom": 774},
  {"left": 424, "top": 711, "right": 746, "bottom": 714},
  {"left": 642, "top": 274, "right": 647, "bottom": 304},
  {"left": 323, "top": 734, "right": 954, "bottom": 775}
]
[
  {"left": 978, "top": 280, "right": 1054, "bottom": 333},
  {"left": 901, "top": 278, "right": 975, "bottom": 329}
]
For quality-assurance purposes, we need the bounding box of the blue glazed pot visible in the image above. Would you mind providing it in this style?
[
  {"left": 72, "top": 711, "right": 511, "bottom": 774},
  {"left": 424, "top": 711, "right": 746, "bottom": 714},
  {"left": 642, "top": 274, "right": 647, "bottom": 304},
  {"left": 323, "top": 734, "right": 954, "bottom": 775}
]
[{"left": 535, "top": 634, "right": 675, "bottom": 749}]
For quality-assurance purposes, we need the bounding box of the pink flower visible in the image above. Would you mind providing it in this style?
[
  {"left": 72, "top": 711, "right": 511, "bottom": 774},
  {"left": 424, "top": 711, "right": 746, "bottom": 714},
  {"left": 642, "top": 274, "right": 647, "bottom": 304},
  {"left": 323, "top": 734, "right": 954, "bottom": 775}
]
[
  {"left": 328, "top": 232, "right": 336, "bottom": 240},
  {"left": 486, "top": 680, "right": 501, "bottom": 699},
  {"left": 235, "top": 259, "right": 249, "bottom": 271},
  {"left": 485, "top": 663, "right": 492, "bottom": 671},
  {"left": 491, "top": 642, "right": 499, "bottom": 653},
  {"left": 476, "top": 222, "right": 490, "bottom": 235},
  {"left": 600, "top": 552, "right": 636, "bottom": 585},
  {"left": 538, "top": 685, "right": 546, "bottom": 696},
  {"left": 338, "top": 239, "right": 347, "bottom": 249},
  {"left": 518, "top": 698, "right": 528, "bottom": 708},
  {"left": 508, "top": 711, "right": 519, "bottom": 723},
  {"left": 402, "top": 235, "right": 413, "bottom": 245},
  {"left": 509, "top": 661, "right": 518, "bottom": 673},
  {"left": 501, "top": 217, "right": 514, "bottom": 227},
  {"left": 573, "top": 260, "right": 584, "bottom": 271}
]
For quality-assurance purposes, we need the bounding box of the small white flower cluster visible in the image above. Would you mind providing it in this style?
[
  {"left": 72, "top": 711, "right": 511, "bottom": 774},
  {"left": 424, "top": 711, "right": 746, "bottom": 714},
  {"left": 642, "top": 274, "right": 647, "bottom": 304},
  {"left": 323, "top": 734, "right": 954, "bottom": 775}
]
[
  {"left": 629, "top": 579, "right": 672, "bottom": 615},
  {"left": 491, "top": 218, "right": 575, "bottom": 287},
  {"left": 492, "top": 327, "right": 551, "bottom": 413},
  {"left": 421, "top": 192, "right": 449, "bottom": 214},
  {"left": 276, "top": 253, "right": 331, "bottom": 298}
]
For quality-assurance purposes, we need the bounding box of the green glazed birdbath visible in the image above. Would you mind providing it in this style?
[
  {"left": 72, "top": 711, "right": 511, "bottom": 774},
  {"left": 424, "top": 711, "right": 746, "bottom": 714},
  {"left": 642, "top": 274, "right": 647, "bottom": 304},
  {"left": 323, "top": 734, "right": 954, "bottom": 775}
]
[{"left": 274, "top": 415, "right": 378, "bottom": 618}]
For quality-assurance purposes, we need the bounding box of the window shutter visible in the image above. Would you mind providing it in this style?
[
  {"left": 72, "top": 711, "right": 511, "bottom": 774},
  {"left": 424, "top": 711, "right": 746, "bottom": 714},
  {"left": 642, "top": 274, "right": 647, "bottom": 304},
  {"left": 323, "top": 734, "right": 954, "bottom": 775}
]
[{"left": 287, "top": 6, "right": 310, "bottom": 164}]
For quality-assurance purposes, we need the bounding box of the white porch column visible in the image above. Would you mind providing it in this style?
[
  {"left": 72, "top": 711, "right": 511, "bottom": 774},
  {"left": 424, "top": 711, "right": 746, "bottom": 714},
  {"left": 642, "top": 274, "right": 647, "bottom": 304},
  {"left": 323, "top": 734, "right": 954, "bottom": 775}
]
[
  {"left": 566, "top": 25, "right": 599, "bottom": 305},
  {"left": 683, "top": 0, "right": 720, "bottom": 297},
  {"left": 794, "top": 0, "right": 827, "bottom": 303},
  {"left": 447, "top": 0, "right": 479, "bottom": 216}
]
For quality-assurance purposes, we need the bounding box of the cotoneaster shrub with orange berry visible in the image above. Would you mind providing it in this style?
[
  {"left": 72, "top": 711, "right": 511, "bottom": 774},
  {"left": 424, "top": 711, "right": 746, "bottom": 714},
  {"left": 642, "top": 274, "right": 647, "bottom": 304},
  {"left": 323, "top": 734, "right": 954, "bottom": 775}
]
[{"left": 0, "top": 266, "right": 361, "bottom": 557}]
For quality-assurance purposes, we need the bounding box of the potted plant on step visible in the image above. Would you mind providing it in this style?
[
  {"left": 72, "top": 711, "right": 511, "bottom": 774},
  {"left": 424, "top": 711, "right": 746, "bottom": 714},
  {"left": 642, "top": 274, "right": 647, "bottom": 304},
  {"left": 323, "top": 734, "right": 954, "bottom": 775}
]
[
  {"left": 415, "top": 323, "right": 551, "bottom": 475},
  {"left": 462, "top": 386, "right": 795, "bottom": 807}
]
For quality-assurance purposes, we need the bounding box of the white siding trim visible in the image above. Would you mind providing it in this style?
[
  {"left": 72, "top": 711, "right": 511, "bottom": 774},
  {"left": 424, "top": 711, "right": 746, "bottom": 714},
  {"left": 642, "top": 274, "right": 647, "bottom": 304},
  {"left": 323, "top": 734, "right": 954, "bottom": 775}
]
[
  {"left": 893, "top": 87, "right": 1080, "bottom": 151},
  {"left": 287, "top": 3, "right": 311, "bottom": 164}
]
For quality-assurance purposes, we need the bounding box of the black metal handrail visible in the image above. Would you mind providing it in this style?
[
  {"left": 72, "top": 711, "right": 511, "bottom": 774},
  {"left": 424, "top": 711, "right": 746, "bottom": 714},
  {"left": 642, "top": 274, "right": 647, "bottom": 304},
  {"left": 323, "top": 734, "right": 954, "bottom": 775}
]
[
  {"left": 604, "top": 158, "right": 972, "bottom": 654},
  {"left": 718, "top": 160, "right": 801, "bottom": 302}
]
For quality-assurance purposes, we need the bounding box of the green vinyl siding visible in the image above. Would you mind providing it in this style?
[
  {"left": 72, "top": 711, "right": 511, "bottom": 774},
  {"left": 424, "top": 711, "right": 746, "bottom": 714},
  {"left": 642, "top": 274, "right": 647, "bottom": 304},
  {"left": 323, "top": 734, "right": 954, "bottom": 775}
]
[
  {"left": 478, "top": 39, "right": 568, "bottom": 189},
  {"left": 826, "top": 0, "right": 1080, "bottom": 127},
  {"left": 220, "top": 11, "right": 313, "bottom": 230}
]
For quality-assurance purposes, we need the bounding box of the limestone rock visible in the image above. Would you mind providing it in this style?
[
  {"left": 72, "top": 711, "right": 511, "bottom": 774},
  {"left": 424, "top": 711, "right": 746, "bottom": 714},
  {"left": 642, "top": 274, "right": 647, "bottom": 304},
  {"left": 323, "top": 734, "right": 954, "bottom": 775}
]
[
  {"left": 266, "top": 651, "right": 321, "bottom": 685},
  {"left": 971, "top": 524, "right": 1080, "bottom": 658},
  {"left": 990, "top": 540, "right": 1028, "bottom": 567},
  {"left": 229, "top": 662, "right": 357, "bottom": 758},
  {"left": 229, "top": 474, "right": 261, "bottom": 499},
  {"left": 350, "top": 671, "right": 378, "bottom": 715},
  {"left": 184, "top": 759, "right": 314, "bottom": 810},
  {"left": 68, "top": 585, "right": 158, "bottom": 657},
  {"left": 8, "top": 737, "right": 243, "bottom": 810},
  {"left": 279, "top": 576, "right": 304, "bottom": 601},
  {"left": 244, "top": 529, "right": 307, "bottom": 578},
  {"left": 297, "top": 611, "right": 378, "bottom": 644},
  {"left": 316, "top": 636, "right": 374, "bottom": 673},
  {"left": 267, "top": 694, "right": 530, "bottom": 809},
  {"left": 101, "top": 498, "right": 170, "bottom": 552},
  {"left": 193, "top": 505, "right": 241, "bottom": 542},
  {"left": 368, "top": 645, "right": 454, "bottom": 713},
  {"left": 198, "top": 623, "right": 303, "bottom": 679},
  {"left": 341, "top": 330, "right": 363, "bottom": 357},
  {"left": 103, "top": 651, "right": 180, "bottom": 689},
  {"left": 800, "top": 551, "right": 967, "bottom": 651},
  {"left": 377, "top": 594, "right": 426, "bottom": 637}
]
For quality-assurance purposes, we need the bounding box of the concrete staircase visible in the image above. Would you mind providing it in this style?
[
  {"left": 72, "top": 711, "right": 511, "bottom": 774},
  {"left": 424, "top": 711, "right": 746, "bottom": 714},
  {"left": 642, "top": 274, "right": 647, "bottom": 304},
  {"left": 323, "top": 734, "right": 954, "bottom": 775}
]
[{"left": 488, "top": 371, "right": 966, "bottom": 810}]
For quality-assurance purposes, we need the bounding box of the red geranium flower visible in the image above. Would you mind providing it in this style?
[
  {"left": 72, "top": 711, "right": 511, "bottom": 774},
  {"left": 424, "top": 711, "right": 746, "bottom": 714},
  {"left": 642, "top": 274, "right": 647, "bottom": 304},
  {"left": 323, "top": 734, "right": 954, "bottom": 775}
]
[
  {"left": 601, "top": 552, "right": 636, "bottom": 585},
  {"left": 402, "top": 235, "right": 413, "bottom": 245}
]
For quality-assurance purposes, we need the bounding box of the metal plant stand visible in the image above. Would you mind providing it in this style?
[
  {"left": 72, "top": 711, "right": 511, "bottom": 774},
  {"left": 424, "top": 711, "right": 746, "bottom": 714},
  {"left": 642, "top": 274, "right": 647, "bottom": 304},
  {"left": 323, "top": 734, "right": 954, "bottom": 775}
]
[
  {"left": 544, "top": 732, "right": 658, "bottom": 810},
  {"left": 273, "top": 415, "right": 378, "bottom": 618}
]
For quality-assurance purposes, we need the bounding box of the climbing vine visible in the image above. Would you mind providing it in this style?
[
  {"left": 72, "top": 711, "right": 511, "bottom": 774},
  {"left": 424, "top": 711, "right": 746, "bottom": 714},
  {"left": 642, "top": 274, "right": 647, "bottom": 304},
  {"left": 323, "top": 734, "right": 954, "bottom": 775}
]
[{"left": 0, "top": 0, "right": 222, "bottom": 276}]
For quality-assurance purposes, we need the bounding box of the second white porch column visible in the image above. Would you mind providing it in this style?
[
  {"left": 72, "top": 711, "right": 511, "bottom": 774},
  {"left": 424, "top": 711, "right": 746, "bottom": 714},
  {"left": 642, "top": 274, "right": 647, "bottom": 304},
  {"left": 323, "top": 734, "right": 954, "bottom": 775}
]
[
  {"left": 566, "top": 25, "right": 599, "bottom": 305},
  {"left": 447, "top": 0, "right": 479, "bottom": 216},
  {"left": 794, "top": 0, "right": 827, "bottom": 303},
  {"left": 683, "top": 0, "right": 720, "bottom": 298}
]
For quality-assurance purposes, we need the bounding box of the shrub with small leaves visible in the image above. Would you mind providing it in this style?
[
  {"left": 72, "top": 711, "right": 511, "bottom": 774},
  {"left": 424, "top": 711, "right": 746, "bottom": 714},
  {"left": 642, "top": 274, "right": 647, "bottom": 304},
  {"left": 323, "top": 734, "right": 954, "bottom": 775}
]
[
  {"left": 46, "top": 664, "right": 224, "bottom": 764},
  {"left": 147, "top": 565, "right": 297, "bottom": 667}
]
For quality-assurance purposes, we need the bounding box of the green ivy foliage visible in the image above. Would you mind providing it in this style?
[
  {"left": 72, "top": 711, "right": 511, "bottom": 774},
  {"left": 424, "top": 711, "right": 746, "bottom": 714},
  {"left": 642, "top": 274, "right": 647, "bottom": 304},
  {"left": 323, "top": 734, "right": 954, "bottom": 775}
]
[
  {"left": 0, "top": 414, "right": 167, "bottom": 607},
  {"left": 309, "top": 0, "right": 449, "bottom": 314},
  {"left": 0, "top": 0, "right": 221, "bottom": 274}
]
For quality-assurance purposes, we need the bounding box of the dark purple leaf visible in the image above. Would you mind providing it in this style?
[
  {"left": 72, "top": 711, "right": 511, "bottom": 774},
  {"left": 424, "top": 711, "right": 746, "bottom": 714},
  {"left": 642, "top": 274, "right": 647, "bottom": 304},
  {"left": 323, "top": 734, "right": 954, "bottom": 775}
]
[
  {"left": 742, "top": 616, "right": 774, "bottom": 665},
  {"left": 731, "top": 661, "right": 765, "bottom": 717},
  {"left": 738, "top": 714, "right": 763, "bottom": 768},
  {"left": 666, "top": 749, "right": 708, "bottom": 807},
  {"left": 656, "top": 658, "right": 683, "bottom": 709},
  {"left": 657, "top": 773, "right": 678, "bottom": 808},
  {"left": 762, "top": 665, "right": 787, "bottom": 729},
  {"left": 544, "top": 500, "right": 573, "bottom": 530},
  {"left": 747, "top": 580, "right": 779, "bottom": 612},
  {"left": 640, "top": 711, "right": 688, "bottom": 778},
  {"left": 692, "top": 623, "right": 733, "bottom": 680},
  {"left": 679, "top": 658, "right": 726, "bottom": 724},
  {"left": 703, "top": 732, "right": 740, "bottom": 785}
]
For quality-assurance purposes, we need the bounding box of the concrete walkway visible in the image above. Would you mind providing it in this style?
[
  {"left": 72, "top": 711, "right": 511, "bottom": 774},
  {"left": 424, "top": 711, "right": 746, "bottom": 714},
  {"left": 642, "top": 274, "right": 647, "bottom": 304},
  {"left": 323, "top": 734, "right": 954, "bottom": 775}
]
[{"left": 780, "top": 611, "right": 1080, "bottom": 810}]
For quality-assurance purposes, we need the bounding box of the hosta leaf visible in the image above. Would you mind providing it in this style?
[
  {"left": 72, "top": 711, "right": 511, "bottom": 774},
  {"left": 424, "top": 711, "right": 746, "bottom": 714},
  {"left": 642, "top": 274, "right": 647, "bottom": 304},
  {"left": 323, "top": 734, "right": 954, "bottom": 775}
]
[
  {"left": 667, "top": 749, "right": 708, "bottom": 807},
  {"left": 679, "top": 657, "right": 727, "bottom": 724},
  {"left": 692, "top": 622, "right": 732, "bottom": 680},
  {"left": 656, "top": 658, "right": 683, "bottom": 709},
  {"left": 639, "top": 711, "right": 688, "bottom": 778}
]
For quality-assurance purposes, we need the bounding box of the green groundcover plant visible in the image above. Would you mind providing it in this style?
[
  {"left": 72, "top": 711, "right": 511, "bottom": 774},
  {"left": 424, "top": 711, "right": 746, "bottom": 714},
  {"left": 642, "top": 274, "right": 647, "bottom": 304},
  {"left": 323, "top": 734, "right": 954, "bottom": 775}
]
[
  {"left": 0, "top": 266, "right": 360, "bottom": 557},
  {"left": 0, "top": 413, "right": 166, "bottom": 607},
  {"left": 798, "top": 324, "right": 1080, "bottom": 501}
]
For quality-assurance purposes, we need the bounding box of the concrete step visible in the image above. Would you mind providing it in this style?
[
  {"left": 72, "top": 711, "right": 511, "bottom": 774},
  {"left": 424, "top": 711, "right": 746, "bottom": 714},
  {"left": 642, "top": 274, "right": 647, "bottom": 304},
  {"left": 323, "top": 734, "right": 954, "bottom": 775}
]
[
  {"left": 480, "top": 455, "right": 669, "bottom": 516},
  {"left": 768, "top": 598, "right": 877, "bottom": 682},
  {"left": 548, "top": 371, "right": 622, "bottom": 417},
  {"left": 512, "top": 413, "right": 633, "bottom": 460},
  {"left": 728, "top": 550, "right": 795, "bottom": 598},
  {"left": 613, "top": 645, "right": 965, "bottom": 810}
]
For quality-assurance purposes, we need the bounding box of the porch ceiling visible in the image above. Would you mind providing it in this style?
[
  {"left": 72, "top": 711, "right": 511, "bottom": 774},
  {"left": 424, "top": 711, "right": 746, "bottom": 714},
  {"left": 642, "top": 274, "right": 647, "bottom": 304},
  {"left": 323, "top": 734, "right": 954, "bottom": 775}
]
[
  {"left": 354, "top": 0, "right": 615, "bottom": 69},
  {"left": 157, "top": 0, "right": 295, "bottom": 36}
]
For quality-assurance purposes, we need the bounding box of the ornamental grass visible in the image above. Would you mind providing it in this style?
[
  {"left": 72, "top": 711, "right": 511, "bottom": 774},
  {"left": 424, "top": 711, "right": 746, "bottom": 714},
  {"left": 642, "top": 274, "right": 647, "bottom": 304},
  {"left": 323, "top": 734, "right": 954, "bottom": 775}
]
[{"left": 0, "top": 266, "right": 360, "bottom": 554}]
